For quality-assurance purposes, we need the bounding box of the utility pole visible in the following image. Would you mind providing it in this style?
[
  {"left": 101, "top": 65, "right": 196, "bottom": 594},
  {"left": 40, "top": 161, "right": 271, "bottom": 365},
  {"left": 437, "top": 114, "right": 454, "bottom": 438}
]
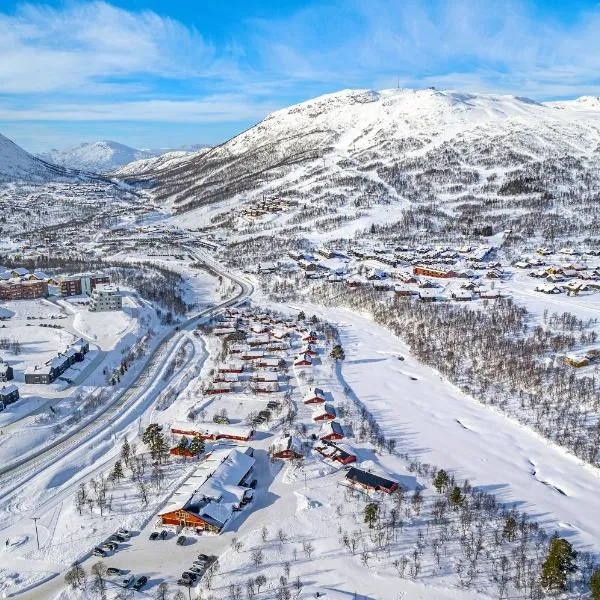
[{"left": 31, "top": 517, "right": 40, "bottom": 550}]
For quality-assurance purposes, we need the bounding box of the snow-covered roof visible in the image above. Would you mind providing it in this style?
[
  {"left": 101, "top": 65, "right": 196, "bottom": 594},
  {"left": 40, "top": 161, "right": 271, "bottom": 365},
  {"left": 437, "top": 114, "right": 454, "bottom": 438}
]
[
  {"left": 270, "top": 435, "right": 302, "bottom": 455},
  {"left": 0, "top": 384, "right": 18, "bottom": 396},
  {"left": 161, "top": 447, "right": 255, "bottom": 530}
]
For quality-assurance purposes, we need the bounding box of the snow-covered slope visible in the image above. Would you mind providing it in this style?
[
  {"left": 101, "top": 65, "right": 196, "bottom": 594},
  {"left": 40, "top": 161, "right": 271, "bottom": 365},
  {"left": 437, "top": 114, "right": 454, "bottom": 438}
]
[
  {"left": 114, "top": 150, "right": 199, "bottom": 178},
  {"left": 38, "top": 140, "right": 161, "bottom": 173},
  {"left": 136, "top": 88, "right": 600, "bottom": 238},
  {"left": 0, "top": 132, "right": 81, "bottom": 183}
]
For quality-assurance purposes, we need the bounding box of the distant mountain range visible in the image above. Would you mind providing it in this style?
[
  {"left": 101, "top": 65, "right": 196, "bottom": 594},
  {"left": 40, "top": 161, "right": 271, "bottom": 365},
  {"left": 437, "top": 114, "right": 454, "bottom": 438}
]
[
  {"left": 36, "top": 140, "right": 161, "bottom": 174},
  {"left": 36, "top": 141, "right": 212, "bottom": 174}
]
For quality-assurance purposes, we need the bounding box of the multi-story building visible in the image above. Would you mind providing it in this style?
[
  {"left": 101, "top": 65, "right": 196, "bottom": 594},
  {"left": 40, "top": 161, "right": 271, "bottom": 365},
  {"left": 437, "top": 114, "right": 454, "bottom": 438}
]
[
  {"left": 59, "top": 273, "right": 110, "bottom": 297},
  {"left": 0, "top": 280, "right": 48, "bottom": 300},
  {"left": 81, "top": 274, "right": 110, "bottom": 295},
  {"left": 89, "top": 284, "right": 122, "bottom": 311},
  {"left": 59, "top": 276, "right": 82, "bottom": 297}
]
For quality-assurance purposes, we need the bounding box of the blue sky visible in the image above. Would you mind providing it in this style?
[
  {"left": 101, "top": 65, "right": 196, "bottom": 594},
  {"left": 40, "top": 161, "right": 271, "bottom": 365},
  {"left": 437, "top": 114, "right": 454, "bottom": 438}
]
[{"left": 2, "top": 0, "right": 600, "bottom": 152}]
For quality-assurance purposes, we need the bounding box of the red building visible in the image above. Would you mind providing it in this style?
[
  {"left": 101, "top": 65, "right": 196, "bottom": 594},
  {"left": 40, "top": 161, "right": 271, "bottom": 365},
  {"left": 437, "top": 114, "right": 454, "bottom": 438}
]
[
  {"left": 413, "top": 265, "right": 457, "bottom": 279},
  {"left": 171, "top": 422, "right": 253, "bottom": 442},
  {"left": 270, "top": 435, "right": 303, "bottom": 459},
  {"left": 303, "top": 387, "right": 326, "bottom": 404},
  {"left": 0, "top": 280, "right": 48, "bottom": 300},
  {"left": 59, "top": 277, "right": 82, "bottom": 296},
  {"left": 320, "top": 421, "right": 344, "bottom": 441},
  {"left": 312, "top": 404, "right": 336, "bottom": 421}
]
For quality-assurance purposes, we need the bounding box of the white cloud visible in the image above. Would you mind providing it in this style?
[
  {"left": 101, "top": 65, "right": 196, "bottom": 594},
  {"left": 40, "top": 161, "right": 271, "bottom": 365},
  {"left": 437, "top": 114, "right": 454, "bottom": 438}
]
[
  {"left": 0, "top": 1, "right": 229, "bottom": 93},
  {"left": 252, "top": 0, "right": 600, "bottom": 99},
  {"left": 0, "top": 96, "right": 278, "bottom": 123}
]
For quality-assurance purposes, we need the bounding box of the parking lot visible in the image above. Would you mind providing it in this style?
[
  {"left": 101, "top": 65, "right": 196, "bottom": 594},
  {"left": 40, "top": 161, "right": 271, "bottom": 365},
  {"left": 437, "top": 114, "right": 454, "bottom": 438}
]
[{"left": 79, "top": 446, "right": 276, "bottom": 596}]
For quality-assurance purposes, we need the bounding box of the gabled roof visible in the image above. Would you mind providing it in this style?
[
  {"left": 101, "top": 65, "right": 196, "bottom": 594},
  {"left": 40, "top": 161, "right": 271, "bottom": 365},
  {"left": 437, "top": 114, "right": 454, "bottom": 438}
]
[{"left": 345, "top": 467, "right": 397, "bottom": 490}]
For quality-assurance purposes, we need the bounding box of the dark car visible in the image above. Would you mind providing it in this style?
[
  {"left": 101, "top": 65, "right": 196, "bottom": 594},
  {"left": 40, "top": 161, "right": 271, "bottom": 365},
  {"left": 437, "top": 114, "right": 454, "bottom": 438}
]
[
  {"left": 113, "top": 534, "right": 127, "bottom": 543},
  {"left": 177, "top": 578, "right": 193, "bottom": 587},
  {"left": 149, "top": 532, "right": 159, "bottom": 540},
  {"left": 197, "top": 553, "right": 210, "bottom": 561},
  {"left": 92, "top": 547, "right": 107, "bottom": 557},
  {"left": 133, "top": 576, "right": 148, "bottom": 591},
  {"left": 176, "top": 535, "right": 186, "bottom": 546},
  {"left": 104, "top": 542, "right": 118, "bottom": 551},
  {"left": 106, "top": 567, "right": 121, "bottom": 576},
  {"left": 181, "top": 571, "right": 198, "bottom": 581},
  {"left": 159, "top": 529, "right": 168, "bottom": 540}
]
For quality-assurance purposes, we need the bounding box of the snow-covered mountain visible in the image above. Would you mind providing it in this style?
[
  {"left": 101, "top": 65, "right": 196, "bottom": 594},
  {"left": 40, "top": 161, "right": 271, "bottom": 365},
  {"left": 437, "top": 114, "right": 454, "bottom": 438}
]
[
  {"left": 129, "top": 88, "right": 600, "bottom": 239},
  {"left": 0, "top": 132, "right": 82, "bottom": 183},
  {"left": 37, "top": 140, "right": 162, "bottom": 173}
]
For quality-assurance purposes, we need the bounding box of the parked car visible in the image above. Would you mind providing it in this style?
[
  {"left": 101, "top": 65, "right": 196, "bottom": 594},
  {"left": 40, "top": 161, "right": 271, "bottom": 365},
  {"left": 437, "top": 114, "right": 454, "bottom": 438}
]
[
  {"left": 122, "top": 575, "right": 134, "bottom": 587},
  {"left": 117, "top": 528, "right": 132, "bottom": 538},
  {"left": 92, "top": 547, "right": 107, "bottom": 557},
  {"left": 176, "top": 535, "right": 186, "bottom": 546},
  {"left": 189, "top": 566, "right": 204, "bottom": 575},
  {"left": 177, "top": 578, "right": 192, "bottom": 587},
  {"left": 149, "top": 532, "right": 159, "bottom": 540},
  {"left": 197, "top": 553, "right": 210, "bottom": 561},
  {"left": 106, "top": 567, "right": 121, "bottom": 576},
  {"left": 104, "top": 542, "right": 118, "bottom": 551},
  {"left": 159, "top": 529, "right": 168, "bottom": 540},
  {"left": 113, "top": 534, "right": 127, "bottom": 543},
  {"left": 133, "top": 576, "right": 148, "bottom": 591},
  {"left": 181, "top": 571, "right": 198, "bottom": 581}
]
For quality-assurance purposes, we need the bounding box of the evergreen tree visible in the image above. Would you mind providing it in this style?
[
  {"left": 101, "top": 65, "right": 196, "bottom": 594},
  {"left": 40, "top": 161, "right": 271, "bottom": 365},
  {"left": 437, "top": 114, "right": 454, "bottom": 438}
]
[
  {"left": 121, "top": 438, "right": 131, "bottom": 467},
  {"left": 297, "top": 311, "right": 306, "bottom": 321},
  {"left": 110, "top": 460, "right": 124, "bottom": 482},
  {"left": 364, "top": 502, "right": 379, "bottom": 529},
  {"left": 448, "top": 486, "right": 464, "bottom": 508},
  {"left": 591, "top": 567, "right": 600, "bottom": 600},
  {"left": 540, "top": 536, "right": 577, "bottom": 591},
  {"left": 502, "top": 515, "right": 518, "bottom": 542},
  {"left": 142, "top": 424, "right": 168, "bottom": 463},
  {"left": 176, "top": 436, "right": 189, "bottom": 452},
  {"left": 330, "top": 344, "right": 345, "bottom": 361},
  {"left": 188, "top": 435, "right": 205, "bottom": 458},
  {"left": 432, "top": 469, "right": 449, "bottom": 493}
]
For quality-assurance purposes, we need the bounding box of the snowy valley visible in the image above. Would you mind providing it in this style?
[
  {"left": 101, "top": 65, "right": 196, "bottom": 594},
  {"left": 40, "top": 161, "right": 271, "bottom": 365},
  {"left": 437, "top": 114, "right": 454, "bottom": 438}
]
[{"left": 0, "top": 86, "right": 599, "bottom": 600}]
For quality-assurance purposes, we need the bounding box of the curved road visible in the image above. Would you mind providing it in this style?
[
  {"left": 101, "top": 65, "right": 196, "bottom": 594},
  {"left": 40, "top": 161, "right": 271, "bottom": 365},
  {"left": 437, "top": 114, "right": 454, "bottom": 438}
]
[{"left": 0, "top": 250, "right": 253, "bottom": 497}]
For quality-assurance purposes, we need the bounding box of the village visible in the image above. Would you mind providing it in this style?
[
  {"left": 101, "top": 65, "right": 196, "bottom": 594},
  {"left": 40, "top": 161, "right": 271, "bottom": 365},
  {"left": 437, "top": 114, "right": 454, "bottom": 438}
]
[{"left": 0, "top": 215, "right": 599, "bottom": 599}]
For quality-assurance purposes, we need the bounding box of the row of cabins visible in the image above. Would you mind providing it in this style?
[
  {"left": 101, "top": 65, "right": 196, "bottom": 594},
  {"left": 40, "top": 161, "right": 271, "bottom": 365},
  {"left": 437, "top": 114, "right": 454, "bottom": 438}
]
[
  {"left": 24, "top": 338, "right": 90, "bottom": 384},
  {"left": 159, "top": 447, "right": 255, "bottom": 533}
]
